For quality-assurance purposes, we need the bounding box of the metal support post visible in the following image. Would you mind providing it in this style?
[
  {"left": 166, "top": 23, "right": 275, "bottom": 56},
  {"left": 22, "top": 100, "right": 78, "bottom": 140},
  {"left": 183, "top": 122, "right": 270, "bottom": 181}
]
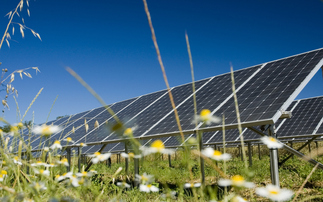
[
  {"left": 268, "top": 125, "right": 279, "bottom": 187},
  {"left": 198, "top": 132, "right": 205, "bottom": 185},
  {"left": 78, "top": 147, "right": 81, "bottom": 172},
  {"left": 134, "top": 158, "right": 139, "bottom": 187},
  {"left": 308, "top": 142, "right": 312, "bottom": 157},
  {"left": 258, "top": 144, "right": 261, "bottom": 160},
  {"left": 66, "top": 148, "right": 71, "bottom": 172},
  {"left": 214, "top": 144, "right": 218, "bottom": 166},
  {"left": 248, "top": 142, "right": 252, "bottom": 167},
  {"left": 125, "top": 141, "right": 129, "bottom": 175},
  {"left": 168, "top": 154, "right": 172, "bottom": 167}
]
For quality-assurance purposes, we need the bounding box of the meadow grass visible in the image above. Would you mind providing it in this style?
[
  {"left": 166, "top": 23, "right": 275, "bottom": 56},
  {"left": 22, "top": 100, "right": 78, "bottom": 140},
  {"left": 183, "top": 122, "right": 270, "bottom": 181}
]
[{"left": 1, "top": 1, "right": 323, "bottom": 202}]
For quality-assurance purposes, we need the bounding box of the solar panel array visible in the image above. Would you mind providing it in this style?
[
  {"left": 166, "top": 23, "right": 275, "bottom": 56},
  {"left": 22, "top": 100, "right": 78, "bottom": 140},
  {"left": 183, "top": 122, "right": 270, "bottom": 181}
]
[{"left": 7, "top": 48, "right": 323, "bottom": 155}]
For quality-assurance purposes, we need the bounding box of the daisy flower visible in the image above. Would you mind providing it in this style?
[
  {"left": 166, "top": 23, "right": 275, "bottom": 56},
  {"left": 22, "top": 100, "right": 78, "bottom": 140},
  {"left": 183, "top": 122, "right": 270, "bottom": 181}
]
[
  {"left": 78, "top": 142, "right": 87, "bottom": 147},
  {"left": 76, "top": 171, "right": 94, "bottom": 178},
  {"left": 57, "top": 158, "right": 69, "bottom": 166},
  {"left": 194, "top": 109, "right": 221, "bottom": 125},
  {"left": 50, "top": 140, "right": 62, "bottom": 150},
  {"left": 117, "top": 181, "right": 131, "bottom": 188},
  {"left": 31, "top": 161, "right": 46, "bottom": 167},
  {"left": 218, "top": 175, "right": 254, "bottom": 188},
  {"left": 32, "top": 124, "right": 60, "bottom": 137},
  {"left": 135, "top": 173, "right": 154, "bottom": 184},
  {"left": 123, "top": 126, "right": 137, "bottom": 138},
  {"left": 13, "top": 156, "right": 22, "bottom": 165},
  {"left": 184, "top": 182, "right": 201, "bottom": 188},
  {"left": 63, "top": 137, "right": 74, "bottom": 143},
  {"left": 31, "top": 181, "right": 47, "bottom": 191},
  {"left": 121, "top": 152, "right": 142, "bottom": 159},
  {"left": 0, "top": 170, "right": 7, "bottom": 182},
  {"left": 201, "top": 147, "right": 231, "bottom": 161},
  {"left": 34, "top": 169, "right": 50, "bottom": 176},
  {"left": 260, "top": 136, "right": 283, "bottom": 149},
  {"left": 140, "top": 140, "right": 174, "bottom": 156},
  {"left": 139, "top": 184, "right": 159, "bottom": 192},
  {"left": 255, "top": 184, "right": 293, "bottom": 202},
  {"left": 87, "top": 152, "right": 111, "bottom": 164}
]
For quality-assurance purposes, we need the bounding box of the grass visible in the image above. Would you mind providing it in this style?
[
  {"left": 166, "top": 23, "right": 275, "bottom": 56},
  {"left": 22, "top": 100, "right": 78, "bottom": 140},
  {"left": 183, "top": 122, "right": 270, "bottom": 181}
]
[{"left": 1, "top": 1, "right": 323, "bottom": 202}]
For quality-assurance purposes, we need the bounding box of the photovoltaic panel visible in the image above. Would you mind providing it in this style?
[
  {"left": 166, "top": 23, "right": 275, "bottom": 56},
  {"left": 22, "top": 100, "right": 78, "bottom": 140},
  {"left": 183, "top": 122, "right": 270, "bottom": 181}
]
[
  {"left": 75, "top": 89, "right": 169, "bottom": 144},
  {"left": 28, "top": 48, "right": 323, "bottom": 152}
]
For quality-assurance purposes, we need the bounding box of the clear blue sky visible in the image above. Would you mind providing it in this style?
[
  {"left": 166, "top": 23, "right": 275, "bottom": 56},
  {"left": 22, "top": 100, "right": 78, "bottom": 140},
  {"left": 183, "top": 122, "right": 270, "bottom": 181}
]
[{"left": 0, "top": 0, "right": 323, "bottom": 125}]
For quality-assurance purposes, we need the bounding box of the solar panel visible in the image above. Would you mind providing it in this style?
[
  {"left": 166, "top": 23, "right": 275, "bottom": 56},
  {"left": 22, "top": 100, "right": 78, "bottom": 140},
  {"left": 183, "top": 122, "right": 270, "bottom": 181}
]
[{"left": 24, "top": 48, "right": 323, "bottom": 153}]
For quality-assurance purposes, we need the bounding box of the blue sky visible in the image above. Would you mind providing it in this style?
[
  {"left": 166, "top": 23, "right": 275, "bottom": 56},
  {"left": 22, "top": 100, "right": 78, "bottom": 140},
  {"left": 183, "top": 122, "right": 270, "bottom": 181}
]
[{"left": 0, "top": 0, "right": 323, "bottom": 125}]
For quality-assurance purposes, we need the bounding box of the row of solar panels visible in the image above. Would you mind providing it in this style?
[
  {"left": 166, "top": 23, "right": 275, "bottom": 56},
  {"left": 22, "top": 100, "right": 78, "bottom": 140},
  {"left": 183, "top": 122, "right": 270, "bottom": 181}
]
[
  {"left": 76, "top": 95, "right": 323, "bottom": 154},
  {"left": 7, "top": 48, "right": 323, "bottom": 155}
]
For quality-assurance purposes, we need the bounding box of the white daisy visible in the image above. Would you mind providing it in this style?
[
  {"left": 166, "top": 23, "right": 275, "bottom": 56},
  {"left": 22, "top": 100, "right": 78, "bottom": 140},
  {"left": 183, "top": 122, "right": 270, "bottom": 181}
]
[
  {"left": 139, "top": 184, "right": 159, "bottom": 192},
  {"left": 57, "top": 158, "right": 69, "bottom": 166},
  {"left": 140, "top": 140, "right": 174, "bottom": 156},
  {"left": 218, "top": 175, "right": 254, "bottom": 188},
  {"left": 194, "top": 109, "right": 221, "bottom": 125},
  {"left": 256, "top": 184, "right": 293, "bottom": 202},
  {"left": 121, "top": 152, "right": 142, "bottom": 159},
  {"left": 201, "top": 147, "right": 231, "bottom": 161},
  {"left": 87, "top": 152, "right": 111, "bottom": 164},
  {"left": 260, "top": 136, "right": 283, "bottom": 149},
  {"left": 117, "top": 182, "right": 131, "bottom": 188},
  {"left": 32, "top": 124, "right": 60, "bottom": 137},
  {"left": 135, "top": 173, "right": 154, "bottom": 184},
  {"left": 50, "top": 140, "right": 62, "bottom": 150},
  {"left": 63, "top": 137, "right": 74, "bottom": 143},
  {"left": 184, "top": 182, "right": 201, "bottom": 188}
]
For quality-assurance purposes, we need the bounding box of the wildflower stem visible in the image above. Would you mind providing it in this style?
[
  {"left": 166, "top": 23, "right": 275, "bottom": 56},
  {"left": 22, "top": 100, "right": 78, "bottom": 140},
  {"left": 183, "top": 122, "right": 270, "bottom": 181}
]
[
  {"left": 143, "top": 0, "right": 185, "bottom": 142},
  {"left": 230, "top": 66, "right": 248, "bottom": 170},
  {"left": 292, "top": 163, "right": 319, "bottom": 202}
]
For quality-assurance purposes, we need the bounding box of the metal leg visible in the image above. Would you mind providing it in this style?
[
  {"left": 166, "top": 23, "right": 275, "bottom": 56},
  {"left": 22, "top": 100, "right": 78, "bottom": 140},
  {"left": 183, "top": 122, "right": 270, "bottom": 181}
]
[
  {"left": 168, "top": 154, "right": 172, "bottom": 167},
  {"left": 125, "top": 141, "right": 129, "bottom": 175},
  {"left": 248, "top": 142, "right": 252, "bottom": 167},
  {"left": 198, "top": 132, "right": 205, "bottom": 185},
  {"left": 78, "top": 147, "right": 81, "bottom": 172},
  {"left": 268, "top": 125, "right": 279, "bottom": 187},
  {"left": 67, "top": 148, "right": 71, "bottom": 172},
  {"left": 258, "top": 143, "right": 261, "bottom": 160}
]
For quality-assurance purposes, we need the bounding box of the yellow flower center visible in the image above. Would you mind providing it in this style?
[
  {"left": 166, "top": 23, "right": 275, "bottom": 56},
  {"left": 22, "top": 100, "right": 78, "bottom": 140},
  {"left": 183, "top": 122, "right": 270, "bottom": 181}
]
[
  {"left": 17, "top": 122, "right": 23, "bottom": 128},
  {"left": 151, "top": 140, "right": 164, "bottom": 151},
  {"left": 11, "top": 126, "right": 18, "bottom": 132},
  {"left": 14, "top": 156, "right": 19, "bottom": 161},
  {"left": 40, "top": 169, "right": 44, "bottom": 174},
  {"left": 269, "top": 190, "right": 279, "bottom": 195},
  {"left": 269, "top": 137, "right": 277, "bottom": 142},
  {"left": 55, "top": 175, "right": 60, "bottom": 179},
  {"left": 141, "top": 175, "right": 148, "bottom": 182},
  {"left": 200, "top": 109, "right": 211, "bottom": 119},
  {"left": 0, "top": 174, "right": 3, "bottom": 178},
  {"left": 128, "top": 152, "right": 135, "bottom": 158},
  {"left": 61, "top": 158, "right": 68, "bottom": 163},
  {"left": 37, "top": 161, "right": 42, "bottom": 164},
  {"left": 94, "top": 152, "right": 101, "bottom": 156},
  {"left": 42, "top": 125, "right": 51, "bottom": 136},
  {"left": 1, "top": 170, "right": 7, "bottom": 175},
  {"left": 124, "top": 128, "right": 133, "bottom": 136},
  {"left": 213, "top": 150, "right": 222, "bottom": 156},
  {"left": 147, "top": 184, "right": 152, "bottom": 188},
  {"left": 2, "top": 161, "right": 5, "bottom": 165},
  {"left": 66, "top": 137, "right": 72, "bottom": 142},
  {"left": 80, "top": 143, "right": 85, "bottom": 146},
  {"left": 232, "top": 175, "right": 245, "bottom": 186},
  {"left": 82, "top": 171, "right": 87, "bottom": 176},
  {"left": 54, "top": 140, "right": 60, "bottom": 145}
]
